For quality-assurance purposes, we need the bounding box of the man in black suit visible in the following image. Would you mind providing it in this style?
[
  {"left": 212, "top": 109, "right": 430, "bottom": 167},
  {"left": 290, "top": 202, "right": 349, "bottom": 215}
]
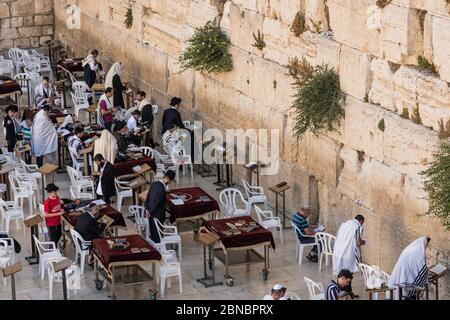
[
  {"left": 112, "top": 121, "right": 129, "bottom": 153},
  {"left": 144, "top": 170, "right": 176, "bottom": 242},
  {"left": 74, "top": 208, "right": 106, "bottom": 242},
  {"left": 3, "top": 105, "right": 21, "bottom": 152},
  {"left": 161, "top": 97, "right": 186, "bottom": 134},
  {"left": 92, "top": 153, "right": 116, "bottom": 205}
]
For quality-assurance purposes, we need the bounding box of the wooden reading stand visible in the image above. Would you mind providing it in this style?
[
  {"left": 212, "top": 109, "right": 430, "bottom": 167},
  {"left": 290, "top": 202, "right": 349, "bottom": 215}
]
[
  {"left": 24, "top": 214, "right": 43, "bottom": 265},
  {"left": 2, "top": 262, "right": 22, "bottom": 300},
  {"left": 38, "top": 163, "right": 58, "bottom": 202}
]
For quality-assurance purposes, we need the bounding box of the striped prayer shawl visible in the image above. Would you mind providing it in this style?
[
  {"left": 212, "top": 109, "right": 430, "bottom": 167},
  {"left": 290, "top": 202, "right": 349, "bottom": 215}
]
[{"left": 325, "top": 281, "right": 340, "bottom": 300}]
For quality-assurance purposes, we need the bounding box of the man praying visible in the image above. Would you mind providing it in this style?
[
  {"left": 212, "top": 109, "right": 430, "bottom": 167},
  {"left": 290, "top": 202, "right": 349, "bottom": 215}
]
[
  {"left": 34, "top": 76, "right": 57, "bottom": 109},
  {"left": 333, "top": 215, "right": 366, "bottom": 274},
  {"left": 388, "top": 237, "right": 430, "bottom": 300},
  {"left": 31, "top": 105, "right": 58, "bottom": 167},
  {"left": 162, "top": 97, "right": 186, "bottom": 134}
]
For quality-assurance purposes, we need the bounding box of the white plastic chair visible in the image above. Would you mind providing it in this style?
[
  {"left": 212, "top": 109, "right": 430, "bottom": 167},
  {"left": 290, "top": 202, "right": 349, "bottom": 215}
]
[
  {"left": 8, "top": 48, "right": 26, "bottom": 74},
  {"left": 0, "top": 231, "right": 15, "bottom": 265},
  {"left": 159, "top": 261, "right": 182, "bottom": 298},
  {"left": 70, "top": 229, "right": 91, "bottom": 274},
  {"left": 9, "top": 172, "right": 37, "bottom": 216},
  {"left": 68, "top": 145, "right": 84, "bottom": 172},
  {"left": 0, "top": 239, "right": 13, "bottom": 285},
  {"left": 315, "top": 232, "right": 336, "bottom": 271},
  {"left": 114, "top": 178, "right": 133, "bottom": 212},
  {"left": 70, "top": 92, "right": 90, "bottom": 118},
  {"left": 140, "top": 146, "right": 154, "bottom": 158},
  {"left": 218, "top": 188, "right": 251, "bottom": 218},
  {"left": 72, "top": 81, "right": 93, "bottom": 100},
  {"left": 45, "top": 257, "right": 80, "bottom": 300},
  {"left": 255, "top": 205, "right": 283, "bottom": 244},
  {"left": 33, "top": 235, "right": 63, "bottom": 279},
  {"left": 304, "top": 277, "right": 325, "bottom": 300},
  {"left": 154, "top": 218, "right": 182, "bottom": 261},
  {"left": 38, "top": 203, "right": 50, "bottom": 241},
  {"left": 292, "top": 222, "right": 318, "bottom": 265},
  {"left": 242, "top": 179, "right": 267, "bottom": 210},
  {"left": 66, "top": 166, "right": 95, "bottom": 199},
  {"left": 129, "top": 205, "right": 149, "bottom": 238},
  {"left": 0, "top": 199, "right": 24, "bottom": 235},
  {"left": 170, "top": 147, "right": 193, "bottom": 186}
]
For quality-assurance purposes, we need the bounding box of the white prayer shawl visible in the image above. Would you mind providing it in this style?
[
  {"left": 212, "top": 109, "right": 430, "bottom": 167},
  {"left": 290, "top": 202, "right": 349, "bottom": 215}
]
[
  {"left": 124, "top": 105, "right": 138, "bottom": 121},
  {"left": 138, "top": 98, "right": 151, "bottom": 112},
  {"left": 97, "top": 93, "right": 113, "bottom": 128},
  {"left": 34, "top": 83, "right": 57, "bottom": 108},
  {"left": 31, "top": 110, "right": 58, "bottom": 157},
  {"left": 388, "top": 237, "right": 428, "bottom": 300},
  {"left": 105, "top": 62, "right": 121, "bottom": 89},
  {"left": 82, "top": 53, "right": 98, "bottom": 71},
  {"left": 332, "top": 219, "right": 362, "bottom": 274},
  {"left": 93, "top": 129, "right": 117, "bottom": 164}
]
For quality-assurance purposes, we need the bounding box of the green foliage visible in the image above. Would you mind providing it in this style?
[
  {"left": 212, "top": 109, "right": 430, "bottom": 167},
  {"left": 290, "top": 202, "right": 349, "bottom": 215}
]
[
  {"left": 124, "top": 7, "right": 133, "bottom": 29},
  {"left": 420, "top": 141, "right": 450, "bottom": 229},
  {"left": 252, "top": 30, "right": 266, "bottom": 51},
  {"left": 376, "top": 0, "right": 392, "bottom": 8},
  {"left": 290, "top": 65, "right": 344, "bottom": 137},
  {"left": 378, "top": 118, "right": 385, "bottom": 132},
  {"left": 178, "top": 21, "right": 232, "bottom": 73},
  {"left": 411, "top": 105, "right": 422, "bottom": 124},
  {"left": 291, "top": 12, "right": 306, "bottom": 37},
  {"left": 417, "top": 55, "right": 438, "bottom": 75},
  {"left": 400, "top": 107, "right": 409, "bottom": 119},
  {"left": 438, "top": 119, "right": 450, "bottom": 140}
]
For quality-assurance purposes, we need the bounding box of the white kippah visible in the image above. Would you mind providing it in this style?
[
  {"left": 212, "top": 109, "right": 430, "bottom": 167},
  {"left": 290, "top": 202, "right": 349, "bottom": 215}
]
[{"left": 272, "top": 284, "right": 284, "bottom": 290}]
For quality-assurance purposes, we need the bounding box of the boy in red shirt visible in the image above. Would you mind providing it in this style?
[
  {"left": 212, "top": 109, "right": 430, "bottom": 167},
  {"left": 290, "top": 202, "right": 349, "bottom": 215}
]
[{"left": 43, "top": 183, "right": 64, "bottom": 246}]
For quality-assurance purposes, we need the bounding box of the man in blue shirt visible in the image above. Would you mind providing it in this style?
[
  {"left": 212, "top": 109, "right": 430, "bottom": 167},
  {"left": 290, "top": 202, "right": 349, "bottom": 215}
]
[
  {"left": 325, "top": 269, "right": 354, "bottom": 300},
  {"left": 292, "top": 207, "right": 319, "bottom": 262}
]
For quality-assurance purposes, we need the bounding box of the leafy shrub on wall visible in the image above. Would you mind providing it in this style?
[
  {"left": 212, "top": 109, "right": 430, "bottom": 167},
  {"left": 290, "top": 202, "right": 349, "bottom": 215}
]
[{"left": 179, "top": 21, "right": 232, "bottom": 73}]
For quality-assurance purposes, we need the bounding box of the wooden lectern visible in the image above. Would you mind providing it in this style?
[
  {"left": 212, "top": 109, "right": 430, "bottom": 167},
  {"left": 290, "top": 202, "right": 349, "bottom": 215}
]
[
  {"left": 427, "top": 263, "right": 448, "bottom": 300},
  {"left": 53, "top": 258, "right": 72, "bottom": 300},
  {"left": 2, "top": 262, "right": 22, "bottom": 300},
  {"left": 24, "top": 214, "right": 43, "bottom": 265},
  {"left": 38, "top": 163, "right": 59, "bottom": 202},
  {"left": 195, "top": 228, "right": 222, "bottom": 288}
]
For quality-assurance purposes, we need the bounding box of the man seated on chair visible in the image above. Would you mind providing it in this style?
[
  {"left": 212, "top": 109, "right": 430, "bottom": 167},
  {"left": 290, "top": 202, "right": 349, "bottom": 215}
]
[
  {"left": 292, "top": 207, "right": 320, "bottom": 263},
  {"left": 126, "top": 110, "right": 142, "bottom": 146},
  {"left": 112, "top": 121, "right": 129, "bottom": 154},
  {"left": 67, "top": 126, "right": 85, "bottom": 166},
  {"left": 263, "top": 284, "right": 288, "bottom": 300},
  {"left": 325, "top": 269, "right": 354, "bottom": 300}
]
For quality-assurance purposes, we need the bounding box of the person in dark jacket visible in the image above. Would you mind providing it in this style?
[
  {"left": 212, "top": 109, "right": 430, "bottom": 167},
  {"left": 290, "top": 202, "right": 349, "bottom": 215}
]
[
  {"left": 144, "top": 170, "right": 176, "bottom": 242},
  {"left": 92, "top": 153, "right": 116, "bottom": 204},
  {"left": 3, "top": 105, "right": 21, "bottom": 152},
  {"left": 161, "top": 97, "right": 186, "bottom": 134},
  {"left": 82, "top": 49, "right": 102, "bottom": 88},
  {"left": 74, "top": 209, "right": 106, "bottom": 242},
  {"left": 105, "top": 62, "right": 129, "bottom": 109},
  {"left": 112, "top": 121, "right": 129, "bottom": 153}
]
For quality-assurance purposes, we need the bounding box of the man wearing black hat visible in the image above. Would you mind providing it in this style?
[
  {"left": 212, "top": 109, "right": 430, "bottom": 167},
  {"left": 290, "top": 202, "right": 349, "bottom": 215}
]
[
  {"left": 144, "top": 169, "right": 176, "bottom": 242},
  {"left": 92, "top": 153, "right": 116, "bottom": 204},
  {"left": 3, "top": 105, "right": 21, "bottom": 152},
  {"left": 161, "top": 97, "right": 186, "bottom": 134}
]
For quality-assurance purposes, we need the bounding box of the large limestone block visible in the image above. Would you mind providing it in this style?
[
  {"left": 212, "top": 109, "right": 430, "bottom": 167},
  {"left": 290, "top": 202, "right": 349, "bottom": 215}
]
[
  {"left": 417, "top": 74, "right": 450, "bottom": 130},
  {"left": 187, "top": 0, "right": 220, "bottom": 28},
  {"left": 339, "top": 45, "right": 373, "bottom": 100},
  {"left": 34, "top": 15, "right": 54, "bottom": 26},
  {"left": 382, "top": 110, "right": 439, "bottom": 178},
  {"left": 34, "top": 0, "right": 53, "bottom": 14},
  {"left": 143, "top": 14, "right": 183, "bottom": 57},
  {"left": 167, "top": 56, "right": 194, "bottom": 108},
  {"left": 220, "top": 0, "right": 231, "bottom": 32},
  {"left": 0, "top": 27, "right": 18, "bottom": 40},
  {"left": 305, "top": 0, "right": 329, "bottom": 32},
  {"left": 0, "top": 39, "right": 13, "bottom": 52},
  {"left": 422, "top": 13, "right": 433, "bottom": 62},
  {"left": 248, "top": 56, "right": 275, "bottom": 106},
  {"left": 273, "top": 63, "right": 295, "bottom": 114},
  {"left": 232, "top": 0, "right": 258, "bottom": 11},
  {"left": 306, "top": 133, "right": 340, "bottom": 187},
  {"left": 369, "top": 58, "right": 396, "bottom": 111},
  {"left": 343, "top": 97, "right": 385, "bottom": 161},
  {"left": 0, "top": 3, "right": 10, "bottom": 19},
  {"left": 315, "top": 35, "right": 341, "bottom": 72},
  {"left": 423, "top": 0, "right": 450, "bottom": 17},
  {"left": 327, "top": 0, "right": 370, "bottom": 51},
  {"left": 229, "top": 4, "right": 264, "bottom": 54},
  {"left": 278, "top": 0, "right": 304, "bottom": 25},
  {"left": 11, "top": 0, "right": 33, "bottom": 17},
  {"left": 379, "top": 4, "right": 423, "bottom": 64},
  {"left": 194, "top": 72, "right": 220, "bottom": 121},
  {"left": 431, "top": 16, "right": 450, "bottom": 83},
  {"left": 287, "top": 31, "right": 317, "bottom": 62},
  {"left": 393, "top": 66, "right": 418, "bottom": 115}
]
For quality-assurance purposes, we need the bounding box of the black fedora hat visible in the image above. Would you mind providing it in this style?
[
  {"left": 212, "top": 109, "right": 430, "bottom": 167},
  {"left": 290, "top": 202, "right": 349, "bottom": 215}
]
[{"left": 45, "top": 183, "right": 59, "bottom": 192}]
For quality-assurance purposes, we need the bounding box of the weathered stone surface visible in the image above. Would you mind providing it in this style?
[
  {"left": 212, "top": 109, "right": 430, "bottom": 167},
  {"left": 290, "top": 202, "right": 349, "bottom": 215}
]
[
  {"left": 369, "top": 58, "right": 396, "bottom": 111},
  {"left": 11, "top": 0, "right": 33, "bottom": 17},
  {"left": 0, "top": 3, "right": 10, "bottom": 19},
  {"left": 11, "top": 17, "right": 23, "bottom": 28},
  {"left": 430, "top": 16, "right": 450, "bottom": 83},
  {"left": 305, "top": 0, "right": 329, "bottom": 32},
  {"left": 34, "top": 14, "right": 54, "bottom": 26},
  {"left": 339, "top": 45, "right": 373, "bottom": 100},
  {"left": 34, "top": 0, "right": 53, "bottom": 14}
]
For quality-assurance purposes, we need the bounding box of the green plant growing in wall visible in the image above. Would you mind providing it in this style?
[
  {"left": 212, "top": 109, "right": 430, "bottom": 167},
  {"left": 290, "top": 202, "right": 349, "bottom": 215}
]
[
  {"left": 291, "top": 12, "right": 306, "bottom": 37},
  {"left": 285, "top": 57, "right": 314, "bottom": 87},
  {"left": 309, "top": 19, "right": 322, "bottom": 33},
  {"left": 124, "top": 6, "right": 133, "bottom": 29},
  {"left": 290, "top": 64, "right": 344, "bottom": 138},
  {"left": 417, "top": 55, "right": 438, "bottom": 75},
  {"left": 179, "top": 21, "right": 233, "bottom": 73},
  {"left": 411, "top": 105, "right": 422, "bottom": 124},
  {"left": 420, "top": 141, "right": 450, "bottom": 230},
  {"left": 252, "top": 30, "right": 266, "bottom": 51},
  {"left": 438, "top": 119, "right": 450, "bottom": 140},
  {"left": 400, "top": 107, "right": 410, "bottom": 119},
  {"left": 378, "top": 118, "right": 385, "bottom": 132},
  {"left": 376, "top": 0, "right": 392, "bottom": 8}
]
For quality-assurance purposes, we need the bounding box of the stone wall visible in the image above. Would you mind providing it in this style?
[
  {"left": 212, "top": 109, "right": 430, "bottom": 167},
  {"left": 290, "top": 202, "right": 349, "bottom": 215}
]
[
  {"left": 0, "top": 0, "right": 54, "bottom": 54},
  {"left": 53, "top": 0, "right": 450, "bottom": 295}
]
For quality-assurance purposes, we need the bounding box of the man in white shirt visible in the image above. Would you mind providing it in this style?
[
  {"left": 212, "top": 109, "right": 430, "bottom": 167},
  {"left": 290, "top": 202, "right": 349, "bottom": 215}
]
[
  {"left": 92, "top": 153, "right": 115, "bottom": 204},
  {"left": 126, "top": 110, "right": 142, "bottom": 146}
]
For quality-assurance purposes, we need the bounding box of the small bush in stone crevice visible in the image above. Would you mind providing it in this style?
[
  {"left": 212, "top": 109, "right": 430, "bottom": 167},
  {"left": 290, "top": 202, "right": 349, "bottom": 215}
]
[
  {"left": 286, "top": 57, "right": 315, "bottom": 87},
  {"left": 378, "top": 118, "right": 385, "bottom": 131},
  {"left": 124, "top": 7, "right": 133, "bottom": 29},
  {"left": 400, "top": 107, "right": 410, "bottom": 119},
  {"left": 290, "top": 64, "right": 344, "bottom": 138},
  {"left": 438, "top": 119, "right": 450, "bottom": 140},
  {"left": 420, "top": 141, "right": 450, "bottom": 230},
  {"left": 411, "top": 105, "right": 422, "bottom": 124},
  {"left": 417, "top": 55, "right": 438, "bottom": 75},
  {"left": 291, "top": 12, "right": 306, "bottom": 36},
  {"left": 179, "top": 21, "right": 232, "bottom": 73},
  {"left": 376, "top": 0, "right": 392, "bottom": 8},
  {"left": 252, "top": 30, "right": 265, "bottom": 51}
]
